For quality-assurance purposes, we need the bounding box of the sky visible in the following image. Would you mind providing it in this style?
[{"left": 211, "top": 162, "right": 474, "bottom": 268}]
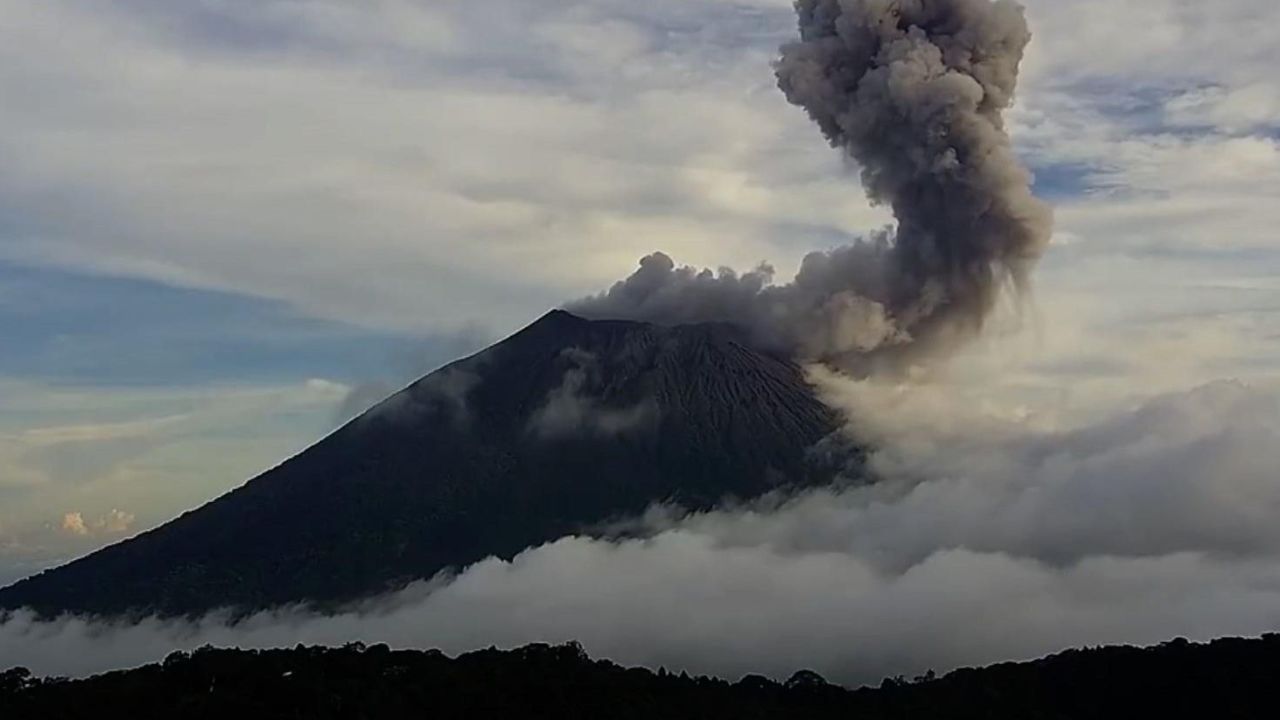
[{"left": 2, "top": 0, "right": 1280, "bottom": 673}]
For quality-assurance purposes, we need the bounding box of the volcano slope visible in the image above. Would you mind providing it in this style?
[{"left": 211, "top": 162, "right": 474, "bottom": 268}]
[{"left": 0, "top": 310, "right": 850, "bottom": 618}]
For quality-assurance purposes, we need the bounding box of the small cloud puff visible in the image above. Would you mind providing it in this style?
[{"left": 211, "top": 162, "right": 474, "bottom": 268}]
[
  {"left": 60, "top": 513, "right": 88, "bottom": 537},
  {"left": 59, "top": 509, "right": 136, "bottom": 538},
  {"left": 527, "top": 349, "right": 657, "bottom": 439}
]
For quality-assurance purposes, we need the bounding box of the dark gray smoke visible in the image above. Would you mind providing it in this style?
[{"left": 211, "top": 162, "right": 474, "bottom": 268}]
[{"left": 570, "top": 0, "right": 1052, "bottom": 371}]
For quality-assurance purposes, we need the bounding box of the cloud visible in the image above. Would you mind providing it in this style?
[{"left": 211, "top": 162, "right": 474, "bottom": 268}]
[
  {"left": 527, "top": 349, "right": 657, "bottom": 438},
  {"left": 99, "top": 510, "right": 136, "bottom": 536},
  {"left": 58, "top": 514, "right": 87, "bottom": 538},
  {"left": 57, "top": 510, "right": 136, "bottom": 539},
  {"left": 1007, "top": 0, "right": 1280, "bottom": 276},
  {"left": 696, "top": 372, "right": 1280, "bottom": 570},
  {"left": 333, "top": 326, "right": 492, "bottom": 425},
  {"left": 4, "top": 0, "right": 1280, "bottom": 696},
  {"left": 0, "top": 378, "right": 350, "bottom": 581},
  {"left": 17, "top": 416, "right": 189, "bottom": 447},
  {"left": 346, "top": 359, "right": 487, "bottom": 436},
  {"left": 1165, "top": 84, "right": 1280, "bottom": 134},
  {"left": 0, "top": 0, "right": 875, "bottom": 335},
  {"left": 573, "top": 0, "right": 1053, "bottom": 372},
  {"left": 0, "top": 0, "right": 1276, "bottom": 346},
  {"left": 7, "top": 378, "right": 1280, "bottom": 688}
]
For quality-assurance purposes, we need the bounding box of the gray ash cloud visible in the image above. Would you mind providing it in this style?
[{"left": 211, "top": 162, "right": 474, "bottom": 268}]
[{"left": 571, "top": 0, "right": 1052, "bottom": 372}]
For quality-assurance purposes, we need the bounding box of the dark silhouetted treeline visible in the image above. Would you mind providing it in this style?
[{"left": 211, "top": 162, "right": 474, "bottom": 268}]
[{"left": 4, "top": 635, "right": 1280, "bottom": 719}]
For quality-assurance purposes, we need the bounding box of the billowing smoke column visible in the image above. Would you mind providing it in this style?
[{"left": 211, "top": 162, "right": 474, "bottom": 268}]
[{"left": 570, "top": 0, "right": 1052, "bottom": 372}]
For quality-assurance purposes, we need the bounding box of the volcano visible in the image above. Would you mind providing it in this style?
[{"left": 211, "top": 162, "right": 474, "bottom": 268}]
[{"left": 0, "top": 310, "right": 851, "bottom": 618}]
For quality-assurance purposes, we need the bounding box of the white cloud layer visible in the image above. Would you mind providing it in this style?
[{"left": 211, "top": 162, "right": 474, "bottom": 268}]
[{"left": 5, "top": 375, "right": 1280, "bottom": 687}]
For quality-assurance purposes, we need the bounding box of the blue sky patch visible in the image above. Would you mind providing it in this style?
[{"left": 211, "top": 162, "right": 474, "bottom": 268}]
[{"left": 0, "top": 261, "right": 454, "bottom": 388}]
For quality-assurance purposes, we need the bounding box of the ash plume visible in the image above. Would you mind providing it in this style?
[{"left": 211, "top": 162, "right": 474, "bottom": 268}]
[{"left": 571, "top": 0, "right": 1052, "bottom": 371}]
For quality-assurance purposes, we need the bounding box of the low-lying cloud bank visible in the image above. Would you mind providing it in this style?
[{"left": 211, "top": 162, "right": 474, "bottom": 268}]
[{"left": 5, "top": 375, "right": 1280, "bottom": 686}]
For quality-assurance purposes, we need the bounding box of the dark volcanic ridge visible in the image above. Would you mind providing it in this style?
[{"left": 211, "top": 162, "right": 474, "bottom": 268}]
[{"left": 0, "top": 310, "right": 854, "bottom": 619}]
